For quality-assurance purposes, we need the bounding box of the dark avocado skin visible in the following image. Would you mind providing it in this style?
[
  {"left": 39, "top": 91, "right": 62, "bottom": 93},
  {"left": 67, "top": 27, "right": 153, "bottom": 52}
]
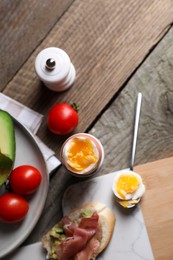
[{"left": 0, "top": 110, "right": 15, "bottom": 186}]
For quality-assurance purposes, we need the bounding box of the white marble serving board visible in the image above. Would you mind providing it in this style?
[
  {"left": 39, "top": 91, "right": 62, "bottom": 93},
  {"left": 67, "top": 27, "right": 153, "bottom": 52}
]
[{"left": 62, "top": 170, "right": 154, "bottom": 260}]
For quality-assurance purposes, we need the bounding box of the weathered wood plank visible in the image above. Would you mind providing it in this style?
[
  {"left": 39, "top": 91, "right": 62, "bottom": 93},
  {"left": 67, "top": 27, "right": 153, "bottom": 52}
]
[
  {"left": 2, "top": 0, "right": 173, "bottom": 156},
  {"left": 0, "top": 0, "right": 74, "bottom": 89},
  {"left": 92, "top": 26, "right": 173, "bottom": 174}
]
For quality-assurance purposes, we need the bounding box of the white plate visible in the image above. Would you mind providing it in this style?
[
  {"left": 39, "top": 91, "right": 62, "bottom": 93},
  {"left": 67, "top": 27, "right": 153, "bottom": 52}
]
[{"left": 0, "top": 119, "right": 49, "bottom": 258}]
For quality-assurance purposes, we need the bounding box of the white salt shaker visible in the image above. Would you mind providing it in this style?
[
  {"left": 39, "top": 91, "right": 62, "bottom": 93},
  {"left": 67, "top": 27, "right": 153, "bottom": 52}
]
[{"left": 35, "top": 47, "right": 76, "bottom": 92}]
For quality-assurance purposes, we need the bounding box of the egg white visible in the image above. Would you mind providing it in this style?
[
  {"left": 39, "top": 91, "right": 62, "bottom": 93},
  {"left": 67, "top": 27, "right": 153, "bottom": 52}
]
[{"left": 112, "top": 170, "right": 145, "bottom": 201}]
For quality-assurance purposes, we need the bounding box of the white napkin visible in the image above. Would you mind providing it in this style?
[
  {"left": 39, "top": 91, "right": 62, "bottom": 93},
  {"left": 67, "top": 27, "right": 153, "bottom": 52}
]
[{"left": 0, "top": 93, "right": 61, "bottom": 174}]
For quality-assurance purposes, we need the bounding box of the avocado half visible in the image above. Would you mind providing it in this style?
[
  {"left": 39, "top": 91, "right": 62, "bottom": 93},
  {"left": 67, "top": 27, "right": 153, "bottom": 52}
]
[{"left": 0, "top": 110, "right": 15, "bottom": 186}]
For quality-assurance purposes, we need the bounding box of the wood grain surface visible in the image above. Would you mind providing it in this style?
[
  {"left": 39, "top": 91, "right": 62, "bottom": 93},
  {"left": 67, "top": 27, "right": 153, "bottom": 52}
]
[
  {"left": 91, "top": 26, "right": 173, "bottom": 175},
  {"left": 0, "top": 0, "right": 74, "bottom": 89},
  {"left": 135, "top": 157, "right": 173, "bottom": 260},
  {"left": 2, "top": 0, "right": 173, "bottom": 155}
]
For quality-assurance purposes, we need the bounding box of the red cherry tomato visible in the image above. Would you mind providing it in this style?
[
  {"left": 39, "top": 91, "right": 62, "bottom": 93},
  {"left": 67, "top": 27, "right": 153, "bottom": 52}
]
[
  {"left": 9, "top": 165, "right": 42, "bottom": 195},
  {"left": 47, "top": 103, "right": 79, "bottom": 135},
  {"left": 0, "top": 193, "right": 29, "bottom": 223}
]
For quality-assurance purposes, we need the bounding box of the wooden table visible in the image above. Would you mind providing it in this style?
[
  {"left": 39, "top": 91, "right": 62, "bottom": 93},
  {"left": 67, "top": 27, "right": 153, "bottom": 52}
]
[{"left": 1, "top": 1, "right": 173, "bottom": 259}]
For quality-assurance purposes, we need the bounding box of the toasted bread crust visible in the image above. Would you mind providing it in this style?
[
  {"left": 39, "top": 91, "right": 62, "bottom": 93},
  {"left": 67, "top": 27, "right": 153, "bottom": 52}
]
[
  {"left": 68, "top": 201, "right": 106, "bottom": 219},
  {"left": 98, "top": 206, "right": 115, "bottom": 253}
]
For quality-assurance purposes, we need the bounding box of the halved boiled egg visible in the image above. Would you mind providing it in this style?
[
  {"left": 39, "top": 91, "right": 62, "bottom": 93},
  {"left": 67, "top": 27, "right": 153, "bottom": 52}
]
[
  {"left": 60, "top": 133, "right": 104, "bottom": 176},
  {"left": 112, "top": 170, "right": 145, "bottom": 206}
]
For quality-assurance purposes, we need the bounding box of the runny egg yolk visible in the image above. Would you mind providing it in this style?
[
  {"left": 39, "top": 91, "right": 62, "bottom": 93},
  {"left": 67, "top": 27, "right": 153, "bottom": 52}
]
[
  {"left": 66, "top": 138, "right": 99, "bottom": 172},
  {"left": 115, "top": 174, "right": 140, "bottom": 199}
]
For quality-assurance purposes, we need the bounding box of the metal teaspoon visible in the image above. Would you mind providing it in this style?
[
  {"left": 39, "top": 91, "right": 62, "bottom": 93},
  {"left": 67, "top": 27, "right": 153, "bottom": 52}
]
[{"left": 130, "top": 92, "right": 142, "bottom": 171}]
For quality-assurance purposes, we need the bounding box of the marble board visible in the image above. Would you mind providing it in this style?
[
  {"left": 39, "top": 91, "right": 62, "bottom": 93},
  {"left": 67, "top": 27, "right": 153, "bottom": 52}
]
[{"left": 62, "top": 170, "right": 154, "bottom": 260}]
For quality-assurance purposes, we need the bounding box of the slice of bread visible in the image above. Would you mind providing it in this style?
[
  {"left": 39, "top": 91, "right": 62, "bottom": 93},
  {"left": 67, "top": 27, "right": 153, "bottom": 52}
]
[
  {"left": 68, "top": 202, "right": 115, "bottom": 254},
  {"left": 42, "top": 202, "right": 116, "bottom": 259}
]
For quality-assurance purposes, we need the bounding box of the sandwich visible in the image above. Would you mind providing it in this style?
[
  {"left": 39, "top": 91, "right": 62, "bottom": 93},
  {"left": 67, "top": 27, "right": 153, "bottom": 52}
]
[{"left": 42, "top": 202, "right": 116, "bottom": 260}]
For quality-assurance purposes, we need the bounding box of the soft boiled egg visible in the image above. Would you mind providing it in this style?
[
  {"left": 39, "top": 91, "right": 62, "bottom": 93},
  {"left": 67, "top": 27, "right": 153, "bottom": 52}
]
[
  {"left": 112, "top": 170, "right": 145, "bottom": 205},
  {"left": 60, "top": 133, "right": 104, "bottom": 176}
]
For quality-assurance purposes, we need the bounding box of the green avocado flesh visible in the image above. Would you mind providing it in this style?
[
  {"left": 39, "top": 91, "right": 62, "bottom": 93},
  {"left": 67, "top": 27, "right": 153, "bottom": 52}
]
[{"left": 0, "top": 110, "right": 15, "bottom": 186}]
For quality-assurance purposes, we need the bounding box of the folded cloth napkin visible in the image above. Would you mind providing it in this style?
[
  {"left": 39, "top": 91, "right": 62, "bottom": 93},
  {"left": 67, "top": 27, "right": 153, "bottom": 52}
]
[{"left": 0, "top": 93, "right": 61, "bottom": 174}]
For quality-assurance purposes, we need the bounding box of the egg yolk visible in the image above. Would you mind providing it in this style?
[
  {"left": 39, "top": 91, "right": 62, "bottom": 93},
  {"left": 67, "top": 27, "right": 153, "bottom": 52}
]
[
  {"left": 115, "top": 174, "right": 140, "bottom": 199},
  {"left": 67, "top": 138, "right": 99, "bottom": 172}
]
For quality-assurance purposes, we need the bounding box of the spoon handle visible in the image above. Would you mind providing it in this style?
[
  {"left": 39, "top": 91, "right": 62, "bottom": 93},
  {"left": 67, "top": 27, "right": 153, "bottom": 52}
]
[{"left": 130, "top": 93, "right": 142, "bottom": 171}]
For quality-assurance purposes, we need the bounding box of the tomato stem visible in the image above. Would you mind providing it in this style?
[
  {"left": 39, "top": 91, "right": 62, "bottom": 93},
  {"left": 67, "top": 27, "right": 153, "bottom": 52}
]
[{"left": 71, "top": 102, "right": 79, "bottom": 112}]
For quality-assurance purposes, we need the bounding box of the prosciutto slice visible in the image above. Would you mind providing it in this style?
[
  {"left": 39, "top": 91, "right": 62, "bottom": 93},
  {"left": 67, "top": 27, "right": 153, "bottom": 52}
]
[
  {"left": 56, "top": 212, "right": 101, "bottom": 260},
  {"left": 74, "top": 237, "right": 100, "bottom": 260},
  {"left": 74, "top": 218, "right": 102, "bottom": 260}
]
